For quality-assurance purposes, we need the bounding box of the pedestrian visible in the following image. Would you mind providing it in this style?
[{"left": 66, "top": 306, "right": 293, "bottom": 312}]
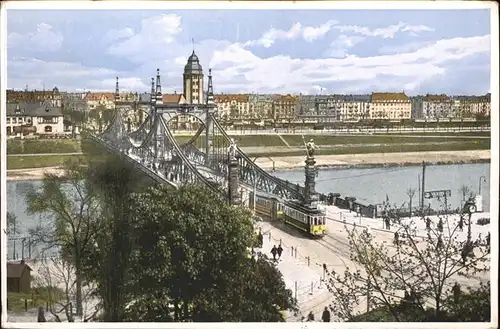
[
  {"left": 258, "top": 230, "right": 264, "bottom": 248},
  {"left": 393, "top": 231, "right": 399, "bottom": 246},
  {"left": 271, "top": 245, "right": 278, "bottom": 261},
  {"left": 321, "top": 307, "right": 331, "bottom": 322},
  {"left": 458, "top": 216, "right": 464, "bottom": 231},
  {"left": 425, "top": 217, "right": 431, "bottom": 231},
  {"left": 385, "top": 217, "right": 391, "bottom": 230},
  {"left": 486, "top": 232, "right": 490, "bottom": 246},
  {"left": 307, "top": 311, "right": 315, "bottom": 322},
  {"left": 277, "top": 244, "right": 283, "bottom": 260}
]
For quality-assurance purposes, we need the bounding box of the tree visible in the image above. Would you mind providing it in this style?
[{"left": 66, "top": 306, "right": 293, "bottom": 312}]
[
  {"left": 325, "top": 203, "right": 490, "bottom": 322},
  {"left": 79, "top": 154, "right": 145, "bottom": 322},
  {"left": 406, "top": 188, "right": 416, "bottom": 217},
  {"left": 7, "top": 211, "right": 19, "bottom": 235},
  {"left": 25, "top": 158, "right": 102, "bottom": 317},
  {"left": 32, "top": 255, "right": 101, "bottom": 322},
  {"left": 112, "top": 184, "right": 296, "bottom": 322}
]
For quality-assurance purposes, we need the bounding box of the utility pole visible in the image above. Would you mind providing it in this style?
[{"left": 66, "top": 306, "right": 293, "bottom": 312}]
[
  {"left": 420, "top": 161, "right": 426, "bottom": 211},
  {"left": 417, "top": 174, "right": 421, "bottom": 210}
]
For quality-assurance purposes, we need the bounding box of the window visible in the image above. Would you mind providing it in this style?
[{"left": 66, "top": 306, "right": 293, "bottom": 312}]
[{"left": 6, "top": 117, "right": 10, "bottom": 124}]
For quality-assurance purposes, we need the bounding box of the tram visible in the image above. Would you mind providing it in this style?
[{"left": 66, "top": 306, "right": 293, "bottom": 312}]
[{"left": 253, "top": 194, "right": 326, "bottom": 237}]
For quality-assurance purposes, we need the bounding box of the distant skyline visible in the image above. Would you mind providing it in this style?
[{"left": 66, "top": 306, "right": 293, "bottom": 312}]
[{"left": 5, "top": 5, "right": 493, "bottom": 95}]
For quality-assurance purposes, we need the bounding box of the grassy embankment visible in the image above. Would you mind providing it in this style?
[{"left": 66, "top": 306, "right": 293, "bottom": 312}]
[
  {"left": 7, "top": 132, "right": 491, "bottom": 170},
  {"left": 7, "top": 286, "right": 64, "bottom": 313}
]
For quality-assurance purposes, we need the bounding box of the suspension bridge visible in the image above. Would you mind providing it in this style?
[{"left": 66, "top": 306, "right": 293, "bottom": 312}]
[{"left": 84, "top": 69, "right": 316, "bottom": 208}]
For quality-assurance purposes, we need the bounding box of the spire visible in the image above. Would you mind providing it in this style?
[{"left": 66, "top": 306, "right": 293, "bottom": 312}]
[
  {"left": 115, "top": 77, "right": 120, "bottom": 102},
  {"left": 207, "top": 68, "right": 214, "bottom": 104},
  {"left": 150, "top": 77, "right": 155, "bottom": 104},
  {"left": 155, "top": 68, "right": 162, "bottom": 105},
  {"left": 192, "top": 38, "right": 195, "bottom": 53}
]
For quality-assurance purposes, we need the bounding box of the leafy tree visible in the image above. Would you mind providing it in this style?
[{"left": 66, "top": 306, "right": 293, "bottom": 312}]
[
  {"left": 25, "top": 158, "right": 102, "bottom": 317},
  {"left": 79, "top": 154, "right": 145, "bottom": 322},
  {"left": 119, "top": 184, "right": 297, "bottom": 322},
  {"left": 325, "top": 203, "right": 490, "bottom": 322},
  {"left": 443, "top": 280, "right": 490, "bottom": 321},
  {"left": 88, "top": 105, "right": 114, "bottom": 133}
]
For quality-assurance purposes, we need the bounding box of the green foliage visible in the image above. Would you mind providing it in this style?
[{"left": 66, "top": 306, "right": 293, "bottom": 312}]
[
  {"left": 7, "top": 140, "right": 81, "bottom": 155},
  {"left": 7, "top": 286, "right": 65, "bottom": 312},
  {"left": 350, "top": 281, "right": 491, "bottom": 322},
  {"left": 25, "top": 157, "right": 102, "bottom": 316},
  {"left": 122, "top": 184, "right": 297, "bottom": 321}
]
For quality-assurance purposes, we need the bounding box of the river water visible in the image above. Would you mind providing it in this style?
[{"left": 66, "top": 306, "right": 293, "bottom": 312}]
[{"left": 6, "top": 163, "right": 491, "bottom": 259}]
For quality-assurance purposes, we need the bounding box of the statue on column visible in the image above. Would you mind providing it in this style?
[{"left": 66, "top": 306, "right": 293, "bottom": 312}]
[
  {"left": 303, "top": 137, "right": 318, "bottom": 159},
  {"left": 228, "top": 138, "right": 238, "bottom": 160}
]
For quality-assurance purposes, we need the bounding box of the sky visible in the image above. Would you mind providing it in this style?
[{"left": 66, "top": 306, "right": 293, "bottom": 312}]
[{"left": 5, "top": 6, "right": 492, "bottom": 95}]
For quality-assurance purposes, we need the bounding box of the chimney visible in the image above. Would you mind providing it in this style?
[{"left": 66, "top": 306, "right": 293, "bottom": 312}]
[{"left": 20, "top": 259, "right": 25, "bottom": 265}]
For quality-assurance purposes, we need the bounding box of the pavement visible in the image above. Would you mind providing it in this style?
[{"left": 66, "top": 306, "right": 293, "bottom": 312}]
[{"left": 322, "top": 204, "right": 491, "bottom": 242}]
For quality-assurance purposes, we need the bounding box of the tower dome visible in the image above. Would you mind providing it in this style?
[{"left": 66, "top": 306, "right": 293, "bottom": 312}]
[{"left": 184, "top": 51, "right": 203, "bottom": 74}]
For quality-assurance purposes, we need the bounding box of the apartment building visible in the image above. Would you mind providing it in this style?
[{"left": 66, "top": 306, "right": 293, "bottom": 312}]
[
  {"left": 369, "top": 92, "right": 411, "bottom": 120},
  {"left": 422, "top": 94, "right": 453, "bottom": 119},
  {"left": 214, "top": 94, "right": 251, "bottom": 121},
  {"left": 272, "top": 94, "right": 299, "bottom": 121}
]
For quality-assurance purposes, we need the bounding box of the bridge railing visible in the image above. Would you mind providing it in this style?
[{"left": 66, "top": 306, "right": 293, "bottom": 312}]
[{"left": 211, "top": 114, "right": 305, "bottom": 201}]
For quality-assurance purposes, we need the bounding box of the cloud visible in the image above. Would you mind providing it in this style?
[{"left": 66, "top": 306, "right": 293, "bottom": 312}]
[
  {"left": 105, "top": 27, "right": 135, "bottom": 42},
  {"left": 8, "top": 57, "right": 148, "bottom": 92},
  {"left": 333, "top": 22, "right": 434, "bottom": 39},
  {"left": 327, "top": 35, "right": 365, "bottom": 58},
  {"left": 8, "top": 23, "right": 63, "bottom": 52},
  {"left": 209, "top": 34, "right": 489, "bottom": 94},
  {"left": 302, "top": 20, "right": 338, "bottom": 42},
  {"left": 106, "top": 14, "right": 182, "bottom": 58},
  {"left": 244, "top": 23, "right": 303, "bottom": 48}
]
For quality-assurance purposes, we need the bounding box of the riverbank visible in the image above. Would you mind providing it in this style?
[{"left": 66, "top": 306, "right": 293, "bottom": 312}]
[
  {"left": 253, "top": 150, "right": 491, "bottom": 171},
  {"left": 7, "top": 150, "right": 491, "bottom": 181}
]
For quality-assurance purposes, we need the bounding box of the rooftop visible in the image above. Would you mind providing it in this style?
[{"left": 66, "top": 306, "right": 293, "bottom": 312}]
[
  {"left": 7, "top": 261, "right": 32, "bottom": 278},
  {"left": 184, "top": 51, "right": 203, "bottom": 75},
  {"left": 6, "top": 101, "right": 64, "bottom": 117},
  {"left": 371, "top": 92, "right": 409, "bottom": 102}
]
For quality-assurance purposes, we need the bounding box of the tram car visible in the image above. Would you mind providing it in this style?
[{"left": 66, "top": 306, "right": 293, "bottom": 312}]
[{"left": 253, "top": 195, "right": 327, "bottom": 237}]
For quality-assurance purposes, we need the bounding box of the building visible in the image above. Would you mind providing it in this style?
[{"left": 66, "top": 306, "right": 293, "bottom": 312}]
[
  {"left": 272, "top": 94, "right": 299, "bottom": 121},
  {"left": 369, "top": 92, "right": 412, "bottom": 120},
  {"left": 6, "top": 100, "right": 65, "bottom": 137},
  {"left": 421, "top": 94, "right": 452, "bottom": 120},
  {"left": 183, "top": 51, "right": 204, "bottom": 104},
  {"left": 7, "top": 260, "right": 32, "bottom": 293},
  {"left": 214, "top": 94, "right": 251, "bottom": 121},
  {"left": 7, "top": 87, "right": 63, "bottom": 107},
  {"left": 249, "top": 94, "right": 274, "bottom": 121},
  {"left": 84, "top": 92, "right": 116, "bottom": 110},
  {"left": 342, "top": 94, "right": 371, "bottom": 121},
  {"left": 297, "top": 95, "right": 317, "bottom": 116}
]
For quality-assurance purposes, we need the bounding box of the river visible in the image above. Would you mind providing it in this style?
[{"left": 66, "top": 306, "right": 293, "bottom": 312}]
[{"left": 6, "top": 163, "right": 491, "bottom": 260}]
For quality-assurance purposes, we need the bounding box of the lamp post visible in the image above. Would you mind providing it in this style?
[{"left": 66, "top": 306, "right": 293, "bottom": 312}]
[{"left": 478, "top": 176, "right": 486, "bottom": 195}]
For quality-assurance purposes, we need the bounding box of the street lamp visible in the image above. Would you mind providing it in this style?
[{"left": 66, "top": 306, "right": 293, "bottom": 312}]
[{"left": 478, "top": 176, "right": 487, "bottom": 195}]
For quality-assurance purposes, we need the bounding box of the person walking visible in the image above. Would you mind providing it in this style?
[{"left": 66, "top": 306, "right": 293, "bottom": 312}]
[
  {"left": 271, "top": 245, "right": 278, "bottom": 261},
  {"left": 321, "top": 307, "right": 331, "bottom": 322},
  {"left": 277, "top": 245, "right": 283, "bottom": 260},
  {"left": 307, "top": 311, "right": 315, "bottom": 322}
]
